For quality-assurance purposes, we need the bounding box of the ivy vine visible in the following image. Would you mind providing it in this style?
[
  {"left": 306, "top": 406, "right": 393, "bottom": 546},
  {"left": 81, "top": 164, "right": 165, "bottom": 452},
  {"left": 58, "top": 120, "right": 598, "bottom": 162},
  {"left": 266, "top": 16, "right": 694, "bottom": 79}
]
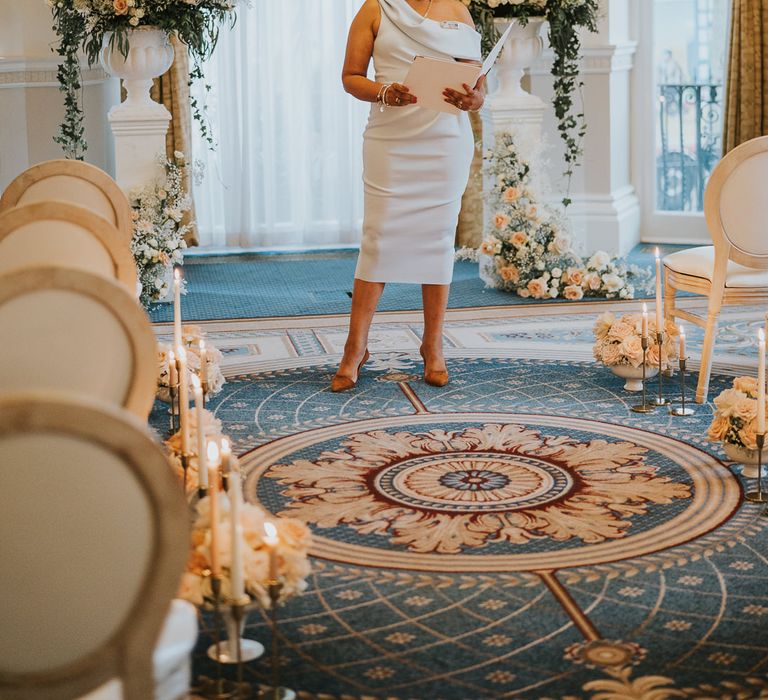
[{"left": 466, "top": 1, "right": 600, "bottom": 206}]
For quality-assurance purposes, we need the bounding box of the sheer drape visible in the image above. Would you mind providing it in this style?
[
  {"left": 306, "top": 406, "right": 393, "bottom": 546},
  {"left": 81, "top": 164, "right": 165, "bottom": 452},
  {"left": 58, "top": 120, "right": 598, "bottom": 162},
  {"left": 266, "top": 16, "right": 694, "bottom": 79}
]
[{"left": 192, "top": 0, "right": 368, "bottom": 248}]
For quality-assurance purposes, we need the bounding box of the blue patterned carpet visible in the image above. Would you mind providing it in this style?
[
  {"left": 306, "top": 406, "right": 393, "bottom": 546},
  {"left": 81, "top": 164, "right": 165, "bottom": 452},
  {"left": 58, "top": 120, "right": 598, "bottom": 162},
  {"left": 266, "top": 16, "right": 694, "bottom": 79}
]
[
  {"left": 148, "top": 244, "right": 684, "bottom": 323},
  {"left": 151, "top": 355, "right": 768, "bottom": 699}
]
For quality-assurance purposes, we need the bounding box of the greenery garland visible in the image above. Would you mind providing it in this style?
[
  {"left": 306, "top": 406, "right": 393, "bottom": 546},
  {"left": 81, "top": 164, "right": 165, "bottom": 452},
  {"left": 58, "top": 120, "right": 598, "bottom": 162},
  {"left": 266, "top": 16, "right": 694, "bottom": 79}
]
[
  {"left": 48, "top": 0, "right": 242, "bottom": 157},
  {"left": 463, "top": 0, "right": 600, "bottom": 204}
]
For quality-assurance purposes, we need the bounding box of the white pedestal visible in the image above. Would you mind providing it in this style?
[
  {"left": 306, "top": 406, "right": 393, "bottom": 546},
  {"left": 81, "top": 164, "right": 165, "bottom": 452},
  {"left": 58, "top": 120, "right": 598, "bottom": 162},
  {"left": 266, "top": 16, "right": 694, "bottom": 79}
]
[{"left": 109, "top": 108, "right": 170, "bottom": 195}]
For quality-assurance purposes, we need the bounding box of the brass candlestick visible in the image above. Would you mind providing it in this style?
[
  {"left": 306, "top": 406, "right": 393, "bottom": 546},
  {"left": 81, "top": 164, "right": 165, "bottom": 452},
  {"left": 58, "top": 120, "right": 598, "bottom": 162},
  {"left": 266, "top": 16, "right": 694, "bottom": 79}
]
[
  {"left": 652, "top": 330, "right": 669, "bottom": 406},
  {"left": 258, "top": 582, "right": 296, "bottom": 700},
  {"left": 180, "top": 452, "right": 191, "bottom": 494},
  {"left": 670, "top": 357, "right": 694, "bottom": 416},
  {"left": 631, "top": 335, "right": 656, "bottom": 413},
  {"left": 746, "top": 433, "right": 768, "bottom": 506},
  {"left": 168, "top": 380, "right": 179, "bottom": 436},
  {"left": 202, "top": 378, "right": 209, "bottom": 410}
]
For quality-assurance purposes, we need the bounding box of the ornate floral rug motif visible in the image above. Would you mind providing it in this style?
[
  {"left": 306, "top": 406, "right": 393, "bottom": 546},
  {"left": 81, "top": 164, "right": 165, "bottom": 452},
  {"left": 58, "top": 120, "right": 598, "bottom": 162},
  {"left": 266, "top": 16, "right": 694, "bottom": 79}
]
[{"left": 153, "top": 348, "right": 768, "bottom": 699}]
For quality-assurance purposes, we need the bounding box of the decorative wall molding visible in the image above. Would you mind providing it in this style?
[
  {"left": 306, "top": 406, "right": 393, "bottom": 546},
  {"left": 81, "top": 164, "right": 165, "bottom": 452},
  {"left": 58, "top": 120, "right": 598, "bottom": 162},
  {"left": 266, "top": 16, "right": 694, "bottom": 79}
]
[
  {"left": 0, "top": 58, "right": 108, "bottom": 89},
  {"left": 530, "top": 41, "right": 638, "bottom": 77}
]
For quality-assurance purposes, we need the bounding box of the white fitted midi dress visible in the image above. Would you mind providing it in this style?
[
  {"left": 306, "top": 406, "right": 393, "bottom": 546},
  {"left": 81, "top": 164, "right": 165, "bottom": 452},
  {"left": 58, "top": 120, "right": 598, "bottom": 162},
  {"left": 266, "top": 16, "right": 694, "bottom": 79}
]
[{"left": 354, "top": 0, "right": 482, "bottom": 285}]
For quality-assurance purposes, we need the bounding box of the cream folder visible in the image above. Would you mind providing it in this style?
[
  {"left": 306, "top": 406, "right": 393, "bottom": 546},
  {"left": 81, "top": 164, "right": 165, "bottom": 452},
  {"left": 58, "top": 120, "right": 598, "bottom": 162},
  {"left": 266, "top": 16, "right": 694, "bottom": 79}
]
[{"left": 402, "top": 22, "right": 514, "bottom": 115}]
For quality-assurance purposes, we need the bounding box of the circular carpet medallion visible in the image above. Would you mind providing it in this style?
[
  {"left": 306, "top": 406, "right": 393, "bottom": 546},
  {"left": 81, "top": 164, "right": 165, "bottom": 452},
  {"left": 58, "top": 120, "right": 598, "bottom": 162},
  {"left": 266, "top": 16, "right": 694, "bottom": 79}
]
[{"left": 242, "top": 413, "right": 741, "bottom": 573}]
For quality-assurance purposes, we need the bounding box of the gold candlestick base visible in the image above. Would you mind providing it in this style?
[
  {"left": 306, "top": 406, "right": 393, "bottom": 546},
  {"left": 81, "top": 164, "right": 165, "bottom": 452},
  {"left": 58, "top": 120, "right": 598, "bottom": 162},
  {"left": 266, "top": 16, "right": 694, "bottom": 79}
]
[
  {"left": 670, "top": 357, "right": 695, "bottom": 416},
  {"left": 746, "top": 433, "right": 768, "bottom": 506},
  {"left": 631, "top": 335, "right": 656, "bottom": 413}
]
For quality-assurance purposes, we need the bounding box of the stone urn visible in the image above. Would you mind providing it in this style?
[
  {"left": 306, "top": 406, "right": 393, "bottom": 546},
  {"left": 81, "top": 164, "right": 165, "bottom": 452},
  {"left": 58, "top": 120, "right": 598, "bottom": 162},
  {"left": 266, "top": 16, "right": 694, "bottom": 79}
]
[
  {"left": 610, "top": 364, "right": 659, "bottom": 392},
  {"left": 100, "top": 27, "right": 174, "bottom": 119},
  {"left": 487, "top": 17, "right": 546, "bottom": 108}
]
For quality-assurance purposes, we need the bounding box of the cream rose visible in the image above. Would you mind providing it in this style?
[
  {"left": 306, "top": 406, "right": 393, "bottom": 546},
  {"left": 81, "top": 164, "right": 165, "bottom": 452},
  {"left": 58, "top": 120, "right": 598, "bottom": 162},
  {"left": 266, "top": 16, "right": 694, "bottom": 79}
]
[
  {"left": 503, "top": 187, "right": 520, "bottom": 203},
  {"left": 563, "top": 284, "right": 584, "bottom": 301},
  {"left": 619, "top": 335, "right": 644, "bottom": 368},
  {"left": 527, "top": 278, "right": 547, "bottom": 299},
  {"left": 494, "top": 213, "right": 511, "bottom": 230}
]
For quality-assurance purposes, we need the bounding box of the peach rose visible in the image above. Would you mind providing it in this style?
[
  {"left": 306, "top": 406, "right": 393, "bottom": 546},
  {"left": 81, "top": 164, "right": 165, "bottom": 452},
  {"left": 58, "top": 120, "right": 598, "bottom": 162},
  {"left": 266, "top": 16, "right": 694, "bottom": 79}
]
[
  {"left": 500, "top": 265, "right": 520, "bottom": 283},
  {"left": 594, "top": 311, "right": 615, "bottom": 340},
  {"left": 733, "top": 376, "right": 759, "bottom": 398},
  {"left": 494, "top": 213, "right": 511, "bottom": 230},
  {"left": 739, "top": 417, "right": 758, "bottom": 450},
  {"left": 707, "top": 415, "right": 730, "bottom": 442},
  {"left": 607, "top": 321, "right": 635, "bottom": 342},
  {"left": 713, "top": 388, "right": 748, "bottom": 418},
  {"left": 527, "top": 278, "right": 547, "bottom": 299},
  {"left": 620, "top": 335, "right": 644, "bottom": 367},
  {"left": 503, "top": 187, "right": 520, "bottom": 203},
  {"left": 563, "top": 284, "right": 584, "bottom": 301},
  {"left": 480, "top": 238, "right": 499, "bottom": 256},
  {"left": 113, "top": 0, "right": 128, "bottom": 14},
  {"left": 584, "top": 272, "right": 602, "bottom": 290},
  {"left": 566, "top": 267, "right": 585, "bottom": 286},
  {"left": 732, "top": 397, "right": 757, "bottom": 422},
  {"left": 511, "top": 231, "right": 528, "bottom": 247},
  {"left": 601, "top": 343, "right": 623, "bottom": 366}
]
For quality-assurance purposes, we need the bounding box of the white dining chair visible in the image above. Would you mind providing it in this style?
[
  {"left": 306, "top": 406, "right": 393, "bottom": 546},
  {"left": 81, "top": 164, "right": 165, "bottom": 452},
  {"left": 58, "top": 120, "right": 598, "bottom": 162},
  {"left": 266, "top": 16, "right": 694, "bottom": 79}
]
[
  {"left": 0, "top": 266, "right": 157, "bottom": 418},
  {"left": 663, "top": 135, "right": 768, "bottom": 403},
  {"left": 0, "top": 393, "right": 193, "bottom": 700},
  {"left": 0, "top": 201, "right": 137, "bottom": 294},
  {"left": 0, "top": 159, "right": 133, "bottom": 242}
]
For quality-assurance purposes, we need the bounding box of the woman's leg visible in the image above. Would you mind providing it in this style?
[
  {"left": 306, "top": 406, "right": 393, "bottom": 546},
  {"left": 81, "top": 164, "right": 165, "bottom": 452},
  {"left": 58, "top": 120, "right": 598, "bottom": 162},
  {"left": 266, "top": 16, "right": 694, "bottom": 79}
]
[
  {"left": 335, "top": 278, "right": 385, "bottom": 379},
  {"left": 420, "top": 283, "right": 450, "bottom": 372}
]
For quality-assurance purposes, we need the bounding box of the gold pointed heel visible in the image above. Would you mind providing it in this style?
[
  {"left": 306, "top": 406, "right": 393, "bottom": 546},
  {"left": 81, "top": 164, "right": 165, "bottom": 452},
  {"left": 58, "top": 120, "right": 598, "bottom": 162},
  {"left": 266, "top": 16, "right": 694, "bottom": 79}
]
[
  {"left": 331, "top": 349, "right": 370, "bottom": 393},
  {"left": 420, "top": 348, "right": 449, "bottom": 387}
]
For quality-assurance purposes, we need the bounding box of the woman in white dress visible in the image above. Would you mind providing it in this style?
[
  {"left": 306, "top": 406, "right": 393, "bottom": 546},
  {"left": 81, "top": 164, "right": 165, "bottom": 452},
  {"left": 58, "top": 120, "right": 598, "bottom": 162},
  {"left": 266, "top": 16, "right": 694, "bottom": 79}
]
[{"left": 332, "top": 0, "right": 485, "bottom": 392}]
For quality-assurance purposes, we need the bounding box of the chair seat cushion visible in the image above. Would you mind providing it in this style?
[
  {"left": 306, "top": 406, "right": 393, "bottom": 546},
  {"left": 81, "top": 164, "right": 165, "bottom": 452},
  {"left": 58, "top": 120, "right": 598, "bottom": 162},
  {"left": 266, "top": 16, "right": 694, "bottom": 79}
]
[{"left": 663, "top": 246, "right": 768, "bottom": 288}]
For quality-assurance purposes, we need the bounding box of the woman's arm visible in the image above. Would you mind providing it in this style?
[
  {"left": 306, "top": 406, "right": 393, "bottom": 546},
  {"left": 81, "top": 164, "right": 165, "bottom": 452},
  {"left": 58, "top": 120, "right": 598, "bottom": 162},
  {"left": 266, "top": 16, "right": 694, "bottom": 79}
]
[{"left": 342, "top": 0, "right": 416, "bottom": 107}]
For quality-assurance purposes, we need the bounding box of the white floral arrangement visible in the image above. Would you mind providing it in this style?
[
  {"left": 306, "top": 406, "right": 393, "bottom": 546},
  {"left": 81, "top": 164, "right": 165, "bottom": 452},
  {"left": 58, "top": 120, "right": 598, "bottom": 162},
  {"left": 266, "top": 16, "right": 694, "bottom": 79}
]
[
  {"left": 165, "top": 407, "right": 225, "bottom": 495},
  {"left": 130, "top": 153, "right": 197, "bottom": 308},
  {"left": 474, "top": 133, "right": 650, "bottom": 301},
  {"left": 157, "top": 325, "right": 225, "bottom": 402},
  {"left": 593, "top": 311, "right": 680, "bottom": 370},
  {"left": 180, "top": 498, "right": 312, "bottom": 608},
  {"left": 708, "top": 377, "right": 766, "bottom": 451}
]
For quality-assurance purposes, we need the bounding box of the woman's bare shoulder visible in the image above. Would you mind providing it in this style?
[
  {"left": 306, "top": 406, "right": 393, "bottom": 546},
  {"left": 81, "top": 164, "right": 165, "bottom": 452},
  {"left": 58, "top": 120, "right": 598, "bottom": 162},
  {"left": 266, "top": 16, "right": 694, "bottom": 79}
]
[
  {"left": 352, "top": 0, "right": 381, "bottom": 34},
  {"left": 448, "top": 0, "right": 475, "bottom": 27}
]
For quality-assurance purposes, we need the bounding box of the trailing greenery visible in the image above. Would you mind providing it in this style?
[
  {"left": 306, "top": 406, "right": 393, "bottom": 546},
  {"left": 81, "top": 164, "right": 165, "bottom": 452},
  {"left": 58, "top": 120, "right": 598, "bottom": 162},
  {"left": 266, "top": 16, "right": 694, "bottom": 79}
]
[
  {"left": 48, "top": 0, "right": 243, "bottom": 157},
  {"left": 51, "top": 4, "right": 87, "bottom": 159},
  {"left": 463, "top": 0, "right": 600, "bottom": 204}
]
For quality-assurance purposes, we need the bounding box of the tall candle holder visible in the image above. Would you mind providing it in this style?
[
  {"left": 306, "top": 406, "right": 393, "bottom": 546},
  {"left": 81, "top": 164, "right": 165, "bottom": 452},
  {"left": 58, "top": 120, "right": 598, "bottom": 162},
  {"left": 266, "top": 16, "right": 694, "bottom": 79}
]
[
  {"left": 652, "top": 331, "right": 669, "bottom": 406},
  {"left": 196, "top": 576, "right": 246, "bottom": 699},
  {"left": 168, "top": 380, "right": 179, "bottom": 436},
  {"left": 670, "top": 356, "right": 694, "bottom": 416},
  {"left": 631, "top": 335, "right": 656, "bottom": 414},
  {"left": 180, "top": 452, "right": 191, "bottom": 494},
  {"left": 202, "top": 379, "right": 209, "bottom": 410},
  {"left": 258, "top": 582, "right": 296, "bottom": 700},
  {"left": 746, "top": 433, "right": 768, "bottom": 506}
]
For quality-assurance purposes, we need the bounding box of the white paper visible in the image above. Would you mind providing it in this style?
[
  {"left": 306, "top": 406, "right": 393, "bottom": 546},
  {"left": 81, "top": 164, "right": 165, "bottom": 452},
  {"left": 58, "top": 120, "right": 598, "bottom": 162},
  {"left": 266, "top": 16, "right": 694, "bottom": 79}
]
[{"left": 481, "top": 22, "right": 515, "bottom": 75}]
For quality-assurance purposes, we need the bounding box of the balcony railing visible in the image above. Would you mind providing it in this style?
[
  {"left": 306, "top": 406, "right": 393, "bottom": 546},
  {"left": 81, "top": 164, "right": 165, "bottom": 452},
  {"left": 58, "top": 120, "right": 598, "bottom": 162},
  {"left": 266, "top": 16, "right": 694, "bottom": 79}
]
[{"left": 656, "top": 82, "right": 723, "bottom": 212}]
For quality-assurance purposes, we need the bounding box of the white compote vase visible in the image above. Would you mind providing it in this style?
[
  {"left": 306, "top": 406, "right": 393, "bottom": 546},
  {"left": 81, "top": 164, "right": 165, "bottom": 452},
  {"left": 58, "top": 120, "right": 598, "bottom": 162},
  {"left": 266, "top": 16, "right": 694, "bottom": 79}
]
[
  {"left": 100, "top": 27, "right": 175, "bottom": 119},
  {"left": 610, "top": 364, "right": 660, "bottom": 392},
  {"left": 723, "top": 442, "right": 764, "bottom": 479},
  {"left": 488, "top": 17, "right": 546, "bottom": 106}
]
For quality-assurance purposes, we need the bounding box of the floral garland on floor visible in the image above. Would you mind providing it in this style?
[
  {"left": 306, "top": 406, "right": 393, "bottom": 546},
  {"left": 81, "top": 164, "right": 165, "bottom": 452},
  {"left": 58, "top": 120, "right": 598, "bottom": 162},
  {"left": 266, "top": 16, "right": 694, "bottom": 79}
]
[
  {"left": 131, "top": 153, "right": 199, "bottom": 307},
  {"left": 462, "top": 132, "right": 650, "bottom": 300}
]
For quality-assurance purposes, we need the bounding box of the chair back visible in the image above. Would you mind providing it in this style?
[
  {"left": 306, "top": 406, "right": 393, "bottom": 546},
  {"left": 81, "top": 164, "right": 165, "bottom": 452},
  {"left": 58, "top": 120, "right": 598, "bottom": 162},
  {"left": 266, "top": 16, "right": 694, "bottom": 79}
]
[
  {"left": 704, "top": 135, "right": 768, "bottom": 270},
  {"left": 0, "top": 267, "right": 157, "bottom": 418},
  {"left": 0, "top": 202, "right": 137, "bottom": 293},
  {"left": 0, "top": 160, "right": 132, "bottom": 241},
  {"left": 0, "top": 393, "right": 189, "bottom": 700}
]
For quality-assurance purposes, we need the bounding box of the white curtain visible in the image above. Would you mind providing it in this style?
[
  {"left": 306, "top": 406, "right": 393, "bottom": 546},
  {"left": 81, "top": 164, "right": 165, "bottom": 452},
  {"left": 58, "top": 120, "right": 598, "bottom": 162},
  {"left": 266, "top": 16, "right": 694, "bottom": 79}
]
[{"left": 192, "top": 0, "right": 369, "bottom": 248}]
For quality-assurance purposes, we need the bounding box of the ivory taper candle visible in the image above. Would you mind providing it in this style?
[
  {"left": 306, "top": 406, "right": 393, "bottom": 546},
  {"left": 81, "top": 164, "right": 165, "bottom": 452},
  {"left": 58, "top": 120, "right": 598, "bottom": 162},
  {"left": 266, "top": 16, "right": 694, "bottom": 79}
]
[
  {"left": 173, "top": 267, "right": 182, "bottom": 351},
  {"left": 642, "top": 303, "right": 648, "bottom": 339},
  {"left": 264, "top": 521, "right": 279, "bottom": 583},
  {"left": 679, "top": 324, "right": 685, "bottom": 359},
  {"left": 655, "top": 247, "right": 663, "bottom": 332},
  {"left": 176, "top": 347, "right": 190, "bottom": 456},
  {"left": 207, "top": 440, "right": 221, "bottom": 578},
  {"left": 192, "top": 375, "right": 208, "bottom": 490},
  {"left": 229, "top": 460, "right": 245, "bottom": 600},
  {"left": 758, "top": 329, "right": 766, "bottom": 435}
]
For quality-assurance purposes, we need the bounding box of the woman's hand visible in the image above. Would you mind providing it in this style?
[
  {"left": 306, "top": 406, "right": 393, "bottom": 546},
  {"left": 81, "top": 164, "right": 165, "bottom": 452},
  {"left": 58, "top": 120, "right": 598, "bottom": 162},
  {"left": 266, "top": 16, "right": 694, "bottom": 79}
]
[
  {"left": 443, "top": 74, "right": 486, "bottom": 112},
  {"left": 384, "top": 83, "right": 417, "bottom": 107}
]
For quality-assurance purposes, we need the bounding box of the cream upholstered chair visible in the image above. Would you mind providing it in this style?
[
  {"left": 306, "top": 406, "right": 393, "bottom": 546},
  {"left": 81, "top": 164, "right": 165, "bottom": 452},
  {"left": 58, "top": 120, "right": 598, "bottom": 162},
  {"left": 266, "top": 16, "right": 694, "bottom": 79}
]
[
  {"left": 0, "top": 202, "right": 137, "bottom": 293},
  {"left": 0, "top": 267, "right": 157, "bottom": 418},
  {"left": 0, "top": 393, "right": 194, "bottom": 700},
  {"left": 0, "top": 159, "right": 133, "bottom": 241},
  {"left": 663, "top": 135, "right": 768, "bottom": 403}
]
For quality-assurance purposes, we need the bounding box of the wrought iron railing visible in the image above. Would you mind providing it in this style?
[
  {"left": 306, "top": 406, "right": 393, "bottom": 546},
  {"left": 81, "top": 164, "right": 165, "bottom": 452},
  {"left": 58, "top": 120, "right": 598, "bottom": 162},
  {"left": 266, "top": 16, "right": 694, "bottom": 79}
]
[{"left": 656, "top": 82, "right": 723, "bottom": 212}]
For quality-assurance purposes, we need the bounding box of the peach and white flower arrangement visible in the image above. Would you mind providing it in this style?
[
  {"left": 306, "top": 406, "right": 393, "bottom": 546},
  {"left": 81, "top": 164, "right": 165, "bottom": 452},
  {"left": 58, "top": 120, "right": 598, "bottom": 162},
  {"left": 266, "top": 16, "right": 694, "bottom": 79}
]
[
  {"left": 165, "top": 408, "right": 225, "bottom": 495},
  {"left": 593, "top": 311, "right": 680, "bottom": 369},
  {"left": 131, "top": 154, "right": 196, "bottom": 307},
  {"left": 179, "top": 496, "right": 312, "bottom": 608},
  {"left": 157, "top": 325, "right": 225, "bottom": 402},
  {"left": 707, "top": 377, "right": 767, "bottom": 451},
  {"left": 474, "top": 133, "right": 649, "bottom": 300}
]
